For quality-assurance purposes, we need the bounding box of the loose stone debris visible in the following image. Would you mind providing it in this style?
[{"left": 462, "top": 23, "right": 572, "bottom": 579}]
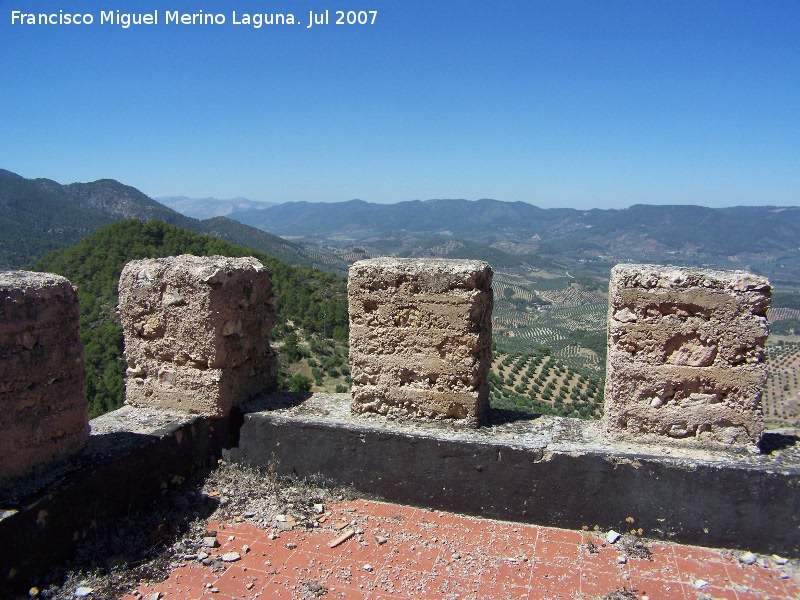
[{"left": 17, "top": 462, "right": 357, "bottom": 599}]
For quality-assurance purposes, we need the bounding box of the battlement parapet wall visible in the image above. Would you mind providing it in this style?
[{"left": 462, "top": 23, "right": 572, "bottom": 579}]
[
  {"left": 119, "top": 255, "right": 278, "bottom": 417},
  {"left": 0, "top": 271, "right": 88, "bottom": 482},
  {"left": 605, "top": 264, "right": 771, "bottom": 452},
  {"left": 348, "top": 257, "right": 493, "bottom": 426}
]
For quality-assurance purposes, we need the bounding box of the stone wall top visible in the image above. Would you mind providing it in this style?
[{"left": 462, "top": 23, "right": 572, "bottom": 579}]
[
  {"left": 349, "top": 258, "right": 493, "bottom": 294},
  {"left": 609, "top": 263, "right": 771, "bottom": 295},
  {"left": 1, "top": 271, "right": 77, "bottom": 301}
]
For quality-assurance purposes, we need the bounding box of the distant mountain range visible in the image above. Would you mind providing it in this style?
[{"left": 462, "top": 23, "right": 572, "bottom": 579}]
[
  {"left": 226, "top": 198, "right": 800, "bottom": 257},
  {"left": 0, "top": 170, "right": 336, "bottom": 271},
  {"left": 222, "top": 198, "right": 800, "bottom": 284},
  {"left": 4, "top": 167, "right": 799, "bottom": 287},
  {"left": 156, "top": 196, "right": 275, "bottom": 220}
]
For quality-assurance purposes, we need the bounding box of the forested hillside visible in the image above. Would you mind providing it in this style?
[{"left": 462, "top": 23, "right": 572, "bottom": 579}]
[
  {"left": 0, "top": 169, "right": 340, "bottom": 273},
  {"left": 32, "top": 219, "right": 348, "bottom": 417}
]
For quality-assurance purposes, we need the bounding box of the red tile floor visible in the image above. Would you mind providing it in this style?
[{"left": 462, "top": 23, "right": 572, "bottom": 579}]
[{"left": 124, "top": 499, "right": 799, "bottom": 600}]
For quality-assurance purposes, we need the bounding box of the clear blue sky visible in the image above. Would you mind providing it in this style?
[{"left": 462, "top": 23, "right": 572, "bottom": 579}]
[{"left": 1, "top": 0, "right": 798, "bottom": 208}]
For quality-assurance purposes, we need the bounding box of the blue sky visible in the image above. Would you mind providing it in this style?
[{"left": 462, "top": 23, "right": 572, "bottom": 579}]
[{"left": 1, "top": 0, "right": 798, "bottom": 208}]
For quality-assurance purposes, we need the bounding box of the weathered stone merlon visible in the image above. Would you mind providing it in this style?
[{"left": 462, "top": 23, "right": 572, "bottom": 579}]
[
  {"left": 348, "top": 258, "right": 493, "bottom": 426},
  {"left": 0, "top": 271, "right": 89, "bottom": 481},
  {"left": 119, "top": 255, "right": 278, "bottom": 417},
  {"left": 604, "top": 264, "right": 770, "bottom": 451}
]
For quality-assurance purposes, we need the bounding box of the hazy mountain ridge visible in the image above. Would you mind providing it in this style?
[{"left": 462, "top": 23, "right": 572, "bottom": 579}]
[
  {"left": 157, "top": 196, "right": 276, "bottom": 220},
  {"left": 225, "top": 199, "right": 800, "bottom": 282},
  {"left": 227, "top": 198, "right": 800, "bottom": 256}
]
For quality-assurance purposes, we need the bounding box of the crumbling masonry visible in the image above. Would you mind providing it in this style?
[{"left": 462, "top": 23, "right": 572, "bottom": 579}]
[
  {"left": 605, "top": 264, "right": 770, "bottom": 451},
  {"left": 348, "top": 258, "right": 494, "bottom": 426},
  {"left": 0, "top": 271, "right": 88, "bottom": 481},
  {"left": 118, "top": 255, "right": 278, "bottom": 416}
]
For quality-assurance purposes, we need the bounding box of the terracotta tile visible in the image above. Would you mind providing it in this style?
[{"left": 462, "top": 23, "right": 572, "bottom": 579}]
[
  {"left": 627, "top": 550, "right": 681, "bottom": 583},
  {"left": 211, "top": 564, "right": 266, "bottom": 598},
  {"left": 490, "top": 532, "right": 538, "bottom": 560},
  {"left": 218, "top": 521, "right": 268, "bottom": 543},
  {"left": 482, "top": 556, "right": 534, "bottom": 588},
  {"left": 325, "top": 584, "right": 370, "bottom": 599},
  {"left": 537, "top": 526, "right": 585, "bottom": 545},
  {"left": 580, "top": 543, "right": 623, "bottom": 572},
  {"left": 120, "top": 501, "right": 799, "bottom": 600},
  {"left": 369, "top": 501, "right": 418, "bottom": 522},
  {"left": 333, "top": 537, "right": 395, "bottom": 565},
  {"left": 425, "top": 572, "right": 481, "bottom": 598},
  {"left": 239, "top": 539, "right": 299, "bottom": 572},
  {"left": 579, "top": 568, "right": 632, "bottom": 597},
  {"left": 725, "top": 562, "right": 789, "bottom": 596},
  {"left": 283, "top": 549, "right": 341, "bottom": 580},
  {"left": 477, "top": 579, "right": 530, "bottom": 600},
  {"left": 686, "top": 585, "right": 738, "bottom": 599},
  {"left": 633, "top": 578, "right": 688, "bottom": 600},
  {"left": 534, "top": 540, "right": 583, "bottom": 568},
  {"left": 257, "top": 577, "right": 297, "bottom": 598},
  {"left": 675, "top": 556, "right": 731, "bottom": 588},
  {"left": 783, "top": 577, "right": 800, "bottom": 598},
  {"left": 529, "top": 569, "right": 581, "bottom": 599},
  {"left": 418, "top": 510, "right": 467, "bottom": 530},
  {"left": 671, "top": 544, "right": 729, "bottom": 563},
  {"left": 733, "top": 591, "right": 772, "bottom": 600},
  {"left": 746, "top": 573, "right": 790, "bottom": 597},
  {"left": 384, "top": 539, "right": 441, "bottom": 571}
]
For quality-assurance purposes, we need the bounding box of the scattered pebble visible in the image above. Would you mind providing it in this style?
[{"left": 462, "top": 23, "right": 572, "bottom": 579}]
[
  {"left": 693, "top": 579, "right": 708, "bottom": 589},
  {"left": 242, "top": 544, "right": 250, "bottom": 554},
  {"left": 772, "top": 554, "right": 789, "bottom": 565},
  {"left": 221, "top": 552, "right": 241, "bottom": 562},
  {"left": 202, "top": 537, "right": 219, "bottom": 548},
  {"left": 375, "top": 535, "right": 388, "bottom": 545},
  {"left": 617, "top": 555, "right": 627, "bottom": 564},
  {"left": 739, "top": 552, "right": 758, "bottom": 565},
  {"left": 314, "top": 504, "right": 325, "bottom": 514},
  {"left": 286, "top": 543, "right": 297, "bottom": 549},
  {"left": 606, "top": 530, "right": 621, "bottom": 544},
  {"left": 363, "top": 564, "right": 373, "bottom": 572},
  {"left": 74, "top": 587, "right": 94, "bottom": 598}
]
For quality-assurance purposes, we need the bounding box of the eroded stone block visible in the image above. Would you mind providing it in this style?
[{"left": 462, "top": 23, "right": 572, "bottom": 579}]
[
  {"left": 604, "top": 264, "right": 770, "bottom": 451},
  {"left": 119, "top": 255, "right": 278, "bottom": 416},
  {"left": 0, "top": 271, "right": 88, "bottom": 480},
  {"left": 348, "top": 258, "right": 493, "bottom": 426}
]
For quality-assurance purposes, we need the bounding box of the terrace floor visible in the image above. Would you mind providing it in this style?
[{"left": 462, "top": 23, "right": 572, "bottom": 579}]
[{"left": 123, "top": 499, "right": 799, "bottom": 600}]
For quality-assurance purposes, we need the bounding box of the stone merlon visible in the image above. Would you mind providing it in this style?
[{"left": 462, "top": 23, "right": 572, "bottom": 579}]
[{"left": 348, "top": 258, "right": 493, "bottom": 426}]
